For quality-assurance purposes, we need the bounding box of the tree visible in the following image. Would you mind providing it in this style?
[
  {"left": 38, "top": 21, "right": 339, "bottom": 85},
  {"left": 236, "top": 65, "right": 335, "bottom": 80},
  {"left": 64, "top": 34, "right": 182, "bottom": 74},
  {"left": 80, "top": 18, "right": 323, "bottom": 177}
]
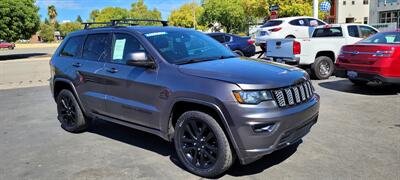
[
  {"left": 59, "top": 22, "right": 82, "bottom": 37},
  {"left": 130, "top": 0, "right": 162, "bottom": 25},
  {"left": 44, "top": 18, "right": 50, "bottom": 25},
  {"left": 39, "top": 23, "right": 54, "bottom": 42},
  {"left": 0, "top": 0, "right": 40, "bottom": 42},
  {"left": 168, "top": 2, "right": 204, "bottom": 29},
  {"left": 47, "top": 5, "right": 57, "bottom": 26},
  {"left": 94, "top": 7, "right": 129, "bottom": 23},
  {"left": 90, "top": 9, "right": 100, "bottom": 21},
  {"left": 76, "top": 15, "right": 83, "bottom": 23},
  {"left": 201, "top": 0, "right": 246, "bottom": 33}
]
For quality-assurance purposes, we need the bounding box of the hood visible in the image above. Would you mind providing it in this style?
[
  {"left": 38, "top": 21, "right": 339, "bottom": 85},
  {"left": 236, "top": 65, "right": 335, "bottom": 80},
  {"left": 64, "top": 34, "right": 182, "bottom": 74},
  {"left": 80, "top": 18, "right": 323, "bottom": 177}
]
[{"left": 178, "top": 57, "right": 308, "bottom": 90}]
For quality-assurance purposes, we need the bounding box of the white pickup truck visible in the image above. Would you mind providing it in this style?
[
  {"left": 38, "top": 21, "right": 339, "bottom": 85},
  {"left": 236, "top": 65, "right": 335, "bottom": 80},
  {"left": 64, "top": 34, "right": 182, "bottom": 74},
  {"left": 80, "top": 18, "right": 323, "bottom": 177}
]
[{"left": 265, "top": 24, "right": 378, "bottom": 79}]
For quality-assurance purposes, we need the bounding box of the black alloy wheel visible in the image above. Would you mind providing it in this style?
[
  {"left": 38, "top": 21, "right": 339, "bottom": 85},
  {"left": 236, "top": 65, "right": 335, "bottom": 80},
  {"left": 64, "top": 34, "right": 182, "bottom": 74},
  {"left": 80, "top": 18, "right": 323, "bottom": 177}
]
[{"left": 56, "top": 89, "right": 88, "bottom": 133}]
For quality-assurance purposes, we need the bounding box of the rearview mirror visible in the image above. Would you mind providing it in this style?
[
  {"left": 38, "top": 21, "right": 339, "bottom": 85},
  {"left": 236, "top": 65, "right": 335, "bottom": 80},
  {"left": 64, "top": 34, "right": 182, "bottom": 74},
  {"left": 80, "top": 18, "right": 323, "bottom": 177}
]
[{"left": 126, "top": 52, "right": 155, "bottom": 68}]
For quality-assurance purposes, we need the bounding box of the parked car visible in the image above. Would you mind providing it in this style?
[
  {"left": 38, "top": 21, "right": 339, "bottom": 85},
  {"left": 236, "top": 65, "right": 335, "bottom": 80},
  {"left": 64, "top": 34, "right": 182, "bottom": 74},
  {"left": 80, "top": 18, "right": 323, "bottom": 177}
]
[
  {"left": 207, "top": 32, "right": 256, "bottom": 57},
  {"left": 255, "top": 16, "right": 327, "bottom": 51},
  {"left": 265, "top": 24, "right": 378, "bottom": 79},
  {"left": 336, "top": 31, "right": 400, "bottom": 85},
  {"left": 0, "top": 40, "right": 15, "bottom": 50},
  {"left": 50, "top": 19, "right": 320, "bottom": 177}
]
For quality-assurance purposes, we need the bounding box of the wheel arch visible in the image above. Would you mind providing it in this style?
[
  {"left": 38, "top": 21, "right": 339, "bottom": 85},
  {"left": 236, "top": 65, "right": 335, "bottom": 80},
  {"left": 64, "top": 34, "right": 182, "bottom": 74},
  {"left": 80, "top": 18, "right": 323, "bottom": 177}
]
[
  {"left": 315, "top": 51, "right": 335, "bottom": 63},
  {"left": 167, "top": 98, "right": 241, "bottom": 159},
  {"left": 53, "top": 78, "right": 87, "bottom": 114}
]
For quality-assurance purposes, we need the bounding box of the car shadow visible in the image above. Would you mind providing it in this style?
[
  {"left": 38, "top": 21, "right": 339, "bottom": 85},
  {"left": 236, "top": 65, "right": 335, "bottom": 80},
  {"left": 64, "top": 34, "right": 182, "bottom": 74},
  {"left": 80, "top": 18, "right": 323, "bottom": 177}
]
[
  {"left": 318, "top": 79, "right": 400, "bottom": 95},
  {"left": 0, "top": 53, "right": 50, "bottom": 61},
  {"left": 88, "top": 118, "right": 301, "bottom": 177}
]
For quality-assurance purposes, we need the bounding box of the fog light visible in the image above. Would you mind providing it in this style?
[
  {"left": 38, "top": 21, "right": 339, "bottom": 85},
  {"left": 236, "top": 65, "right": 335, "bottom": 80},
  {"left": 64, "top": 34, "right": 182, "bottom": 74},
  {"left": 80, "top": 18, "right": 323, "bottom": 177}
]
[{"left": 252, "top": 123, "right": 276, "bottom": 133}]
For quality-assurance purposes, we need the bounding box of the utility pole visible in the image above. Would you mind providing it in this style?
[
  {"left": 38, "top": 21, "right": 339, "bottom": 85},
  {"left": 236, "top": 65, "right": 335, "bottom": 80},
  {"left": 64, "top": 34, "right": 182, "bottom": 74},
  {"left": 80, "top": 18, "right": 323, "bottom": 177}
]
[
  {"left": 193, "top": 0, "right": 196, "bottom": 30},
  {"left": 313, "top": 0, "right": 319, "bottom": 19}
]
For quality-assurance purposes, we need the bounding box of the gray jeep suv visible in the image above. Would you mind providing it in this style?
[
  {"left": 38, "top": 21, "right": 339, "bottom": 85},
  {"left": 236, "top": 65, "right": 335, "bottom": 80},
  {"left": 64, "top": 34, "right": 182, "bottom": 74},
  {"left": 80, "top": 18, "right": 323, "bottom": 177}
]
[{"left": 50, "top": 19, "right": 320, "bottom": 177}]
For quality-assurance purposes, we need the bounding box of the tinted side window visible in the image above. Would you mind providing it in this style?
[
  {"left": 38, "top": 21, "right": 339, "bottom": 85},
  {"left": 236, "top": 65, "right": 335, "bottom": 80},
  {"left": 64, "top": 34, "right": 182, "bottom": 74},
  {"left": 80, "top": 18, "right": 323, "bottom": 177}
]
[
  {"left": 312, "top": 27, "right": 343, "bottom": 37},
  {"left": 347, "top": 26, "right": 360, "bottom": 38},
  {"left": 261, "top": 20, "right": 283, "bottom": 27},
  {"left": 289, "top": 19, "right": 306, "bottom": 26},
  {"left": 211, "top": 35, "right": 226, "bottom": 43},
  {"left": 111, "top": 33, "right": 145, "bottom": 64},
  {"left": 359, "top": 26, "right": 377, "bottom": 38},
  {"left": 82, "top": 34, "right": 111, "bottom": 61},
  {"left": 60, "top": 35, "right": 85, "bottom": 58}
]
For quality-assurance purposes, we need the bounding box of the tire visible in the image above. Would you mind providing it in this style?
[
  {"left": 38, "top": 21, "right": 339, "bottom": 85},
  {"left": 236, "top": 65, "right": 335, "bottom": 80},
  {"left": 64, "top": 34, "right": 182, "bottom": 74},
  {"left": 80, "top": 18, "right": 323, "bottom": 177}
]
[
  {"left": 8, "top": 46, "right": 14, "bottom": 50},
  {"left": 56, "top": 89, "right": 89, "bottom": 133},
  {"left": 311, "top": 56, "right": 335, "bottom": 80},
  {"left": 285, "top": 35, "right": 296, "bottom": 39},
  {"left": 234, "top": 50, "right": 244, "bottom": 57},
  {"left": 349, "top": 78, "right": 368, "bottom": 86},
  {"left": 174, "top": 111, "right": 233, "bottom": 178}
]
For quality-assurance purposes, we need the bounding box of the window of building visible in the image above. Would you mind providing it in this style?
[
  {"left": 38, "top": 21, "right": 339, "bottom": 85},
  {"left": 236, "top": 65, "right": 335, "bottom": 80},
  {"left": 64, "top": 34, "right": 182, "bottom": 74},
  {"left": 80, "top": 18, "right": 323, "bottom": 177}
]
[
  {"left": 363, "top": 0, "right": 368, "bottom": 4},
  {"left": 364, "top": 17, "right": 368, "bottom": 24},
  {"left": 352, "top": 1, "right": 355, "bottom": 5},
  {"left": 379, "top": 10, "right": 400, "bottom": 23},
  {"left": 343, "top": 0, "right": 346, "bottom": 5}
]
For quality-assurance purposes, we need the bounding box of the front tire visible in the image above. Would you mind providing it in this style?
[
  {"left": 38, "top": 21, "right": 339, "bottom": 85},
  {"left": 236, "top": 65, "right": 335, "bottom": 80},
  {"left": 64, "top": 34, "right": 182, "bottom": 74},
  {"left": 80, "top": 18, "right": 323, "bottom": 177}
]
[
  {"left": 174, "top": 111, "right": 233, "bottom": 178},
  {"left": 312, "top": 56, "right": 334, "bottom": 80},
  {"left": 56, "top": 89, "right": 89, "bottom": 133}
]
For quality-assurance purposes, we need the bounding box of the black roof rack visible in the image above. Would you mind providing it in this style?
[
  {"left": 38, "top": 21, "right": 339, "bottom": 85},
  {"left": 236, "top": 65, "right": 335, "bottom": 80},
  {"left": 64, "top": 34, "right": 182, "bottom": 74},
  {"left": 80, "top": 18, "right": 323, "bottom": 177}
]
[
  {"left": 111, "top": 19, "right": 168, "bottom": 26},
  {"left": 82, "top": 19, "right": 168, "bottom": 29}
]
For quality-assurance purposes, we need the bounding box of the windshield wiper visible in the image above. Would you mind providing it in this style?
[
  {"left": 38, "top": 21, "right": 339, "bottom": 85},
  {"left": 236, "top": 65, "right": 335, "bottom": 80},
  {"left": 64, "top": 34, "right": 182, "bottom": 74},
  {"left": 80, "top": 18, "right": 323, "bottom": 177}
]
[{"left": 175, "top": 55, "right": 237, "bottom": 65}]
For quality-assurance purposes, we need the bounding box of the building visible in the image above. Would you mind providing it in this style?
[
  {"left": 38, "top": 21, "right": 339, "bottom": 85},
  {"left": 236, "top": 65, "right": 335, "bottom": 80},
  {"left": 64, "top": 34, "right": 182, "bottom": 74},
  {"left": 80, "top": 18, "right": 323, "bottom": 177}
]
[
  {"left": 369, "top": 0, "right": 400, "bottom": 30},
  {"left": 326, "top": 0, "right": 370, "bottom": 24}
]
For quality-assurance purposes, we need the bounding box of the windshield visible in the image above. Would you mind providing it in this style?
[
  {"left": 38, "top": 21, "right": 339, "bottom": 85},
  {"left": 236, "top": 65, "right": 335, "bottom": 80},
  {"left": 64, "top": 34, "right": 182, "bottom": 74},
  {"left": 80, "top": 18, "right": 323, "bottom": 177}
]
[
  {"left": 144, "top": 30, "right": 236, "bottom": 64},
  {"left": 359, "top": 32, "right": 400, "bottom": 44},
  {"left": 261, "top": 20, "right": 282, "bottom": 28}
]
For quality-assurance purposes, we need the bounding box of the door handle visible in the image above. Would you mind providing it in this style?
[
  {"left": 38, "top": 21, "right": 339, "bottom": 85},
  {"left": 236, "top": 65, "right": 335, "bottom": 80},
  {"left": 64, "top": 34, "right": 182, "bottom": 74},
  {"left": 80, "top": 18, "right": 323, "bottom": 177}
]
[
  {"left": 106, "top": 67, "right": 118, "bottom": 73},
  {"left": 72, "top": 62, "right": 82, "bottom": 67}
]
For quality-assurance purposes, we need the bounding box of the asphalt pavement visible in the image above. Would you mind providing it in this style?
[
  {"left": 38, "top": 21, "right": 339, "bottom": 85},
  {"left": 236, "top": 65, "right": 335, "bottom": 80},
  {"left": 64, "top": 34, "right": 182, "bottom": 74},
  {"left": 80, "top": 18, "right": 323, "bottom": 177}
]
[{"left": 0, "top": 79, "right": 399, "bottom": 180}]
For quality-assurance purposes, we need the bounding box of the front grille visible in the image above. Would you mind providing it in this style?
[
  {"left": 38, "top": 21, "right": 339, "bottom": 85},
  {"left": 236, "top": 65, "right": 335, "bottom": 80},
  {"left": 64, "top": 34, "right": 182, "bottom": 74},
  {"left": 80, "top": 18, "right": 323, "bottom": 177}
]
[{"left": 273, "top": 80, "right": 314, "bottom": 108}]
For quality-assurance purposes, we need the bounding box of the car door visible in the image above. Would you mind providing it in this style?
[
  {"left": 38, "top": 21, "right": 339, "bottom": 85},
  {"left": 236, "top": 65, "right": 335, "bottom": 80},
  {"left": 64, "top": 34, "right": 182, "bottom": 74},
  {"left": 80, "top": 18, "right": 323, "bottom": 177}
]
[
  {"left": 73, "top": 33, "right": 111, "bottom": 115},
  {"left": 101, "top": 32, "right": 162, "bottom": 128}
]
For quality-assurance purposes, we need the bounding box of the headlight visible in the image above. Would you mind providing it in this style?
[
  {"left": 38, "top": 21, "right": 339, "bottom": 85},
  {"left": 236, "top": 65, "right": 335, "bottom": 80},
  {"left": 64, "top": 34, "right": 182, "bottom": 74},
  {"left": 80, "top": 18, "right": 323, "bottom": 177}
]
[{"left": 233, "top": 90, "right": 273, "bottom": 104}]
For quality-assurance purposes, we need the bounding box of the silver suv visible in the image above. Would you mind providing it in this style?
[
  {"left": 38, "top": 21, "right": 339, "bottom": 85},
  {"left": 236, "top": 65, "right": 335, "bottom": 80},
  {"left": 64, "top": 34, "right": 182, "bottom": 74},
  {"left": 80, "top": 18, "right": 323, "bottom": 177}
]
[{"left": 50, "top": 19, "right": 320, "bottom": 177}]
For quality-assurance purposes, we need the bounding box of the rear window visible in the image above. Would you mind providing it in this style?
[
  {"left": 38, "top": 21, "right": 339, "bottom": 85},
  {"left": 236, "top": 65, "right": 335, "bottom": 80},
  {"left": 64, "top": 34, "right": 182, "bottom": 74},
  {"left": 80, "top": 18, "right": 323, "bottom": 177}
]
[
  {"left": 359, "top": 32, "right": 400, "bottom": 44},
  {"left": 82, "top": 34, "right": 111, "bottom": 61},
  {"left": 261, "top": 20, "right": 282, "bottom": 28},
  {"left": 312, "top": 27, "right": 343, "bottom": 37},
  {"left": 60, "top": 35, "right": 85, "bottom": 58}
]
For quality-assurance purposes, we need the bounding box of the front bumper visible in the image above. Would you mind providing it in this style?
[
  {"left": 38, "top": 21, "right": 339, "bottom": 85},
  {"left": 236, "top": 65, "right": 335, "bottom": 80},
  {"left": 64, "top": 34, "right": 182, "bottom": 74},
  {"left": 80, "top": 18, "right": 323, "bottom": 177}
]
[{"left": 224, "top": 94, "right": 320, "bottom": 164}]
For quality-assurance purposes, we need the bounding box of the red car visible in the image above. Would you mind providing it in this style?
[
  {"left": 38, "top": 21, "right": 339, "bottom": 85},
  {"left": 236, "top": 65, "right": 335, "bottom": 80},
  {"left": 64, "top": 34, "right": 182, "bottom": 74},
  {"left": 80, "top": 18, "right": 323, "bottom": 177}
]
[
  {"left": 0, "top": 40, "right": 15, "bottom": 50},
  {"left": 336, "top": 31, "right": 400, "bottom": 85}
]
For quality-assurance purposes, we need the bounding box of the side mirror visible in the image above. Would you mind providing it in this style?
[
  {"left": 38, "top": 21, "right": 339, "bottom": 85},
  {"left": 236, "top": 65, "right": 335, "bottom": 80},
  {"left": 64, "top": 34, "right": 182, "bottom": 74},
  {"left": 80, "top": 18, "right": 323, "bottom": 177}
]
[{"left": 126, "top": 52, "right": 155, "bottom": 68}]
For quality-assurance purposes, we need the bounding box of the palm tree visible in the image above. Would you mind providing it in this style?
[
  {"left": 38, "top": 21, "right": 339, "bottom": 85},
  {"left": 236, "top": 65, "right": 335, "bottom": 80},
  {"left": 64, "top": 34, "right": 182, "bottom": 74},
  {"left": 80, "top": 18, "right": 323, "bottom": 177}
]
[{"left": 48, "top": 5, "right": 57, "bottom": 26}]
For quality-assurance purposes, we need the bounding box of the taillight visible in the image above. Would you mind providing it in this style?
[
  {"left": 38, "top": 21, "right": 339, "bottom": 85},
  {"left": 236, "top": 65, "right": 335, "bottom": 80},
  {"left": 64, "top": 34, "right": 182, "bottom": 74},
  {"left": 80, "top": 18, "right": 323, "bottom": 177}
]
[
  {"left": 268, "top": 27, "right": 282, "bottom": 32},
  {"left": 373, "top": 50, "right": 394, "bottom": 57},
  {"left": 293, "top": 41, "right": 301, "bottom": 55},
  {"left": 247, "top": 39, "right": 255, "bottom": 45}
]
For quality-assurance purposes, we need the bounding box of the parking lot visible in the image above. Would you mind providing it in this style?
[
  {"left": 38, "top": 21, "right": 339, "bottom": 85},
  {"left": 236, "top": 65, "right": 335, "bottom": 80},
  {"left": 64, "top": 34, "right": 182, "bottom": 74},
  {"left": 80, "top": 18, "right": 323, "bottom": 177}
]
[{"left": 0, "top": 48, "right": 399, "bottom": 179}]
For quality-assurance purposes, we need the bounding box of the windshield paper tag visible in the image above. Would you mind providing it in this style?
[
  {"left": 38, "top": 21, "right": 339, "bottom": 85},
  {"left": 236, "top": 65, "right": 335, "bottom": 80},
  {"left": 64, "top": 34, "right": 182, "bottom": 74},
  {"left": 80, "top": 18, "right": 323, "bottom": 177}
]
[{"left": 145, "top": 32, "right": 167, "bottom": 37}]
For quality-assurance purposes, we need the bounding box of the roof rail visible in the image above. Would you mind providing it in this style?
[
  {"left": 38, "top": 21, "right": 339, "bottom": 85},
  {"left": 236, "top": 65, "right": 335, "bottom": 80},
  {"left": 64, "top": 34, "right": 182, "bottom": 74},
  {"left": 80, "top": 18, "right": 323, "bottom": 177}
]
[
  {"left": 82, "top": 22, "right": 113, "bottom": 29},
  {"left": 111, "top": 19, "right": 168, "bottom": 26}
]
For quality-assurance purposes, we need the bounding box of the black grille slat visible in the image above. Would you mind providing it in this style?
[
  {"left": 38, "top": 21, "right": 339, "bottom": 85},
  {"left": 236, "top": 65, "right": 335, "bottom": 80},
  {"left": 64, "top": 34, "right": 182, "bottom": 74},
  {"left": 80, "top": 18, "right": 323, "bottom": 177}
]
[{"left": 273, "top": 80, "right": 314, "bottom": 108}]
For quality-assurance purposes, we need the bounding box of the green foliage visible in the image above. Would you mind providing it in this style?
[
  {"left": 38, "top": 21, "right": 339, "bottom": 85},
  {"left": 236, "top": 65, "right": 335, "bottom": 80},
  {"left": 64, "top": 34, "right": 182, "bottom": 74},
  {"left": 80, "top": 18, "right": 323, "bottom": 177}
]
[
  {"left": 90, "top": 9, "right": 100, "bottom": 21},
  {"left": 39, "top": 23, "right": 55, "bottom": 42},
  {"left": 59, "top": 22, "right": 83, "bottom": 37},
  {"left": 44, "top": 18, "right": 50, "bottom": 25},
  {"left": 47, "top": 5, "right": 57, "bottom": 25},
  {"left": 168, "top": 2, "right": 203, "bottom": 29},
  {"left": 201, "top": 0, "right": 246, "bottom": 33},
  {"left": 95, "top": 7, "right": 129, "bottom": 22},
  {"left": 130, "top": 0, "right": 162, "bottom": 25},
  {"left": 76, "top": 15, "right": 83, "bottom": 23},
  {"left": 0, "top": 0, "right": 40, "bottom": 42}
]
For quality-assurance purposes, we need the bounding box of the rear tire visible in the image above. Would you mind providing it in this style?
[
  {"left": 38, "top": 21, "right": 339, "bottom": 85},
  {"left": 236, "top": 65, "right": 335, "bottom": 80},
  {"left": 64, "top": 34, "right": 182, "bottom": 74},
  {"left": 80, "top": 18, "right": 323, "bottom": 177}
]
[
  {"left": 56, "top": 89, "right": 89, "bottom": 133},
  {"left": 311, "top": 56, "right": 334, "bottom": 80},
  {"left": 174, "top": 111, "right": 233, "bottom": 178},
  {"left": 349, "top": 78, "right": 368, "bottom": 86}
]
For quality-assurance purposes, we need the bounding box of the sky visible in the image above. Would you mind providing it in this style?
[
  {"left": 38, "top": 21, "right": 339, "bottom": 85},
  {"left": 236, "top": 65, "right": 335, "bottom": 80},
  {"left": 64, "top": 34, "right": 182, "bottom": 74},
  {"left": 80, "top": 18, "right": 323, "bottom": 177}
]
[{"left": 35, "top": 0, "right": 198, "bottom": 22}]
